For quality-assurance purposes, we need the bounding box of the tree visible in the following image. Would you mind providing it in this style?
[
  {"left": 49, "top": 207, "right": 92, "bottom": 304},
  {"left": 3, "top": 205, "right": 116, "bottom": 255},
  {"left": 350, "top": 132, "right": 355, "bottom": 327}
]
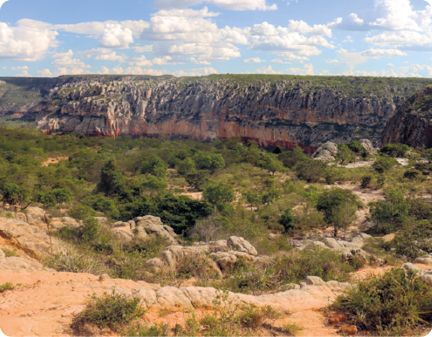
[
  {"left": 68, "top": 204, "right": 98, "bottom": 221},
  {"left": 295, "top": 159, "right": 326, "bottom": 183},
  {"left": 243, "top": 191, "right": 262, "bottom": 210},
  {"left": 97, "top": 160, "right": 126, "bottom": 196},
  {"left": 1, "top": 183, "right": 29, "bottom": 206},
  {"left": 93, "top": 196, "right": 120, "bottom": 219},
  {"left": 141, "top": 155, "right": 167, "bottom": 178},
  {"left": 142, "top": 176, "right": 167, "bottom": 193},
  {"left": 81, "top": 217, "right": 99, "bottom": 241},
  {"left": 317, "top": 187, "right": 360, "bottom": 236},
  {"left": 194, "top": 153, "right": 225, "bottom": 172},
  {"left": 185, "top": 170, "right": 210, "bottom": 191},
  {"left": 257, "top": 153, "right": 284, "bottom": 175},
  {"left": 372, "top": 157, "right": 397, "bottom": 174},
  {"left": 336, "top": 143, "right": 355, "bottom": 165},
  {"left": 278, "top": 208, "right": 296, "bottom": 233},
  {"left": 203, "top": 183, "right": 235, "bottom": 207},
  {"left": 278, "top": 145, "right": 309, "bottom": 169},
  {"left": 348, "top": 140, "right": 363, "bottom": 153},
  {"left": 177, "top": 158, "right": 196, "bottom": 176}
]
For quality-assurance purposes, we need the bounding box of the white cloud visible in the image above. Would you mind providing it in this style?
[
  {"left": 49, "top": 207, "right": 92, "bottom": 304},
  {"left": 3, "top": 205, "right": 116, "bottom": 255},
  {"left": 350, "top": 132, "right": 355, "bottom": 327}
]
[
  {"left": 288, "top": 63, "right": 314, "bottom": 75},
  {"left": 0, "top": 21, "right": 58, "bottom": 61},
  {"left": 125, "top": 67, "right": 166, "bottom": 76},
  {"left": 79, "top": 48, "right": 127, "bottom": 62},
  {"left": 112, "top": 66, "right": 124, "bottom": 74},
  {"left": 127, "top": 55, "right": 153, "bottom": 67},
  {"left": 52, "top": 50, "right": 91, "bottom": 75},
  {"left": 172, "top": 67, "right": 218, "bottom": 76},
  {"left": 153, "top": 56, "right": 174, "bottom": 65},
  {"left": 15, "top": 70, "right": 31, "bottom": 77},
  {"left": 38, "top": 69, "right": 53, "bottom": 77},
  {"left": 326, "top": 59, "right": 339, "bottom": 63},
  {"left": 154, "top": 0, "right": 277, "bottom": 11},
  {"left": 365, "top": 31, "right": 432, "bottom": 51},
  {"left": 140, "top": 8, "right": 241, "bottom": 63},
  {"left": 360, "top": 48, "right": 407, "bottom": 58},
  {"left": 257, "top": 65, "right": 281, "bottom": 74},
  {"left": 133, "top": 45, "right": 153, "bottom": 53},
  {"left": 11, "top": 66, "right": 28, "bottom": 71},
  {"left": 99, "top": 66, "right": 110, "bottom": 74},
  {"left": 388, "top": 63, "right": 395, "bottom": 67},
  {"left": 330, "top": 0, "right": 432, "bottom": 32},
  {"left": 99, "top": 23, "right": 133, "bottom": 48},
  {"left": 271, "top": 58, "right": 290, "bottom": 64},
  {"left": 244, "top": 57, "right": 264, "bottom": 63}
]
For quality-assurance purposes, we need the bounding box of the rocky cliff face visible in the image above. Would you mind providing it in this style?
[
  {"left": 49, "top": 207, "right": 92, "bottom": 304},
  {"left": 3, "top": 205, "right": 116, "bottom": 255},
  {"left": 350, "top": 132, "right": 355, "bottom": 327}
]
[
  {"left": 382, "top": 86, "right": 432, "bottom": 148},
  {"left": 3, "top": 75, "right": 432, "bottom": 151}
]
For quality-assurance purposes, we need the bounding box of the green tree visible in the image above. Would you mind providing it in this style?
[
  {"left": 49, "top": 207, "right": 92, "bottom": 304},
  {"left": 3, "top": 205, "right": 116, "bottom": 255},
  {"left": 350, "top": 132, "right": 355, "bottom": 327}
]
[
  {"left": 278, "top": 145, "right": 309, "bottom": 169},
  {"left": 278, "top": 208, "right": 296, "bottom": 233},
  {"left": 317, "top": 187, "right": 359, "bottom": 236},
  {"left": 258, "top": 153, "right": 284, "bottom": 175},
  {"left": 93, "top": 196, "right": 120, "bottom": 219},
  {"left": 142, "top": 176, "right": 167, "bottom": 193},
  {"left": 203, "top": 183, "right": 235, "bottom": 207},
  {"left": 51, "top": 188, "right": 74, "bottom": 204},
  {"left": 97, "top": 160, "right": 126, "bottom": 195},
  {"left": 177, "top": 158, "right": 196, "bottom": 176},
  {"left": 243, "top": 191, "right": 262, "bottom": 210},
  {"left": 194, "top": 153, "right": 225, "bottom": 172},
  {"left": 295, "top": 159, "right": 326, "bottom": 183},
  {"left": 1, "top": 183, "right": 29, "bottom": 206},
  {"left": 336, "top": 143, "right": 355, "bottom": 165},
  {"left": 372, "top": 157, "right": 397, "bottom": 174},
  {"left": 185, "top": 170, "right": 210, "bottom": 191},
  {"left": 348, "top": 140, "right": 363, "bottom": 153},
  {"left": 141, "top": 155, "right": 167, "bottom": 178},
  {"left": 68, "top": 204, "right": 98, "bottom": 221}
]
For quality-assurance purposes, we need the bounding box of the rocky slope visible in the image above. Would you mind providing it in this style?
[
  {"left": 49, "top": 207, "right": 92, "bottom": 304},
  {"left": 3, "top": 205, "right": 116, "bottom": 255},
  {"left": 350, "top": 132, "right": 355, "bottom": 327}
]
[
  {"left": 2, "top": 75, "right": 432, "bottom": 151},
  {"left": 382, "top": 85, "right": 432, "bottom": 148}
]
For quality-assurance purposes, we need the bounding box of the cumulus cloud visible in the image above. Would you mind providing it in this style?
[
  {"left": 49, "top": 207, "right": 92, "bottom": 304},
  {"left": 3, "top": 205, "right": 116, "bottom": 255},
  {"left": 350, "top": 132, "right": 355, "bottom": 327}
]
[
  {"left": 244, "top": 57, "right": 264, "bottom": 63},
  {"left": 360, "top": 48, "right": 407, "bottom": 58},
  {"left": 133, "top": 45, "right": 153, "bottom": 53},
  {"left": 127, "top": 55, "right": 153, "bottom": 67},
  {"left": 99, "top": 24, "right": 134, "bottom": 48},
  {"left": 365, "top": 31, "right": 432, "bottom": 51},
  {"left": 52, "top": 50, "right": 91, "bottom": 75},
  {"left": 38, "top": 69, "right": 53, "bottom": 77},
  {"left": 79, "top": 48, "right": 128, "bottom": 62},
  {"left": 288, "top": 63, "right": 314, "bottom": 75},
  {"left": 330, "top": 0, "right": 432, "bottom": 32},
  {"left": 257, "top": 65, "right": 281, "bottom": 74},
  {"left": 326, "top": 59, "right": 339, "bottom": 63},
  {"left": 154, "top": 0, "right": 277, "bottom": 11},
  {"left": 172, "top": 67, "right": 218, "bottom": 76},
  {"left": 0, "top": 20, "right": 58, "bottom": 61},
  {"left": 153, "top": 56, "right": 175, "bottom": 65}
]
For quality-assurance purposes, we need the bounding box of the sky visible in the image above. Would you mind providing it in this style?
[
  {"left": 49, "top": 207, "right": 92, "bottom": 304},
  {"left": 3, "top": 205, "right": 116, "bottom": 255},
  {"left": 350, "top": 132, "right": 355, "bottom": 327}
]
[{"left": 1, "top": 0, "right": 432, "bottom": 78}]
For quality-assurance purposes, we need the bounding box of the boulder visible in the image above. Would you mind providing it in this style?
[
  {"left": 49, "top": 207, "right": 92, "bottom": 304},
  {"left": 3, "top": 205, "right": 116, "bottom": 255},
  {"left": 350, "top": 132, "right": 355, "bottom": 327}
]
[
  {"left": 359, "top": 139, "right": 378, "bottom": 155},
  {"left": 0, "top": 256, "right": 55, "bottom": 272},
  {"left": 322, "top": 238, "right": 343, "bottom": 249},
  {"left": 350, "top": 233, "right": 373, "bottom": 247},
  {"left": 136, "top": 216, "right": 178, "bottom": 245},
  {"left": 414, "top": 254, "right": 432, "bottom": 265},
  {"left": 312, "top": 142, "right": 338, "bottom": 162},
  {"left": 227, "top": 236, "right": 257, "bottom": 256},
  {"left": 50, "top": 217, "right": 80, "bottom": 230},
  {"left": 210, "top": 251, "right": 256, "bottom": 273},
  {"left": 421, "top": 273, "right": 432, "bottom": 286},
  {"left": 0, "top": 218, "right": 63, "bottom": 259}
]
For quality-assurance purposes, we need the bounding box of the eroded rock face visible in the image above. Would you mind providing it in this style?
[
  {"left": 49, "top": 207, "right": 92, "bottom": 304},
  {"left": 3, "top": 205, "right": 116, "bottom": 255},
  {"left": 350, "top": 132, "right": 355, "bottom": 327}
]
[
  {"left": 312, "top": 142, "right": 338, "bottom": 162},
  {"left": 382, "top": 86, "right": 432, "bottom": 148},
  {"left": 22, "top": 76, "right": 432, "bottom": 151},
  {"left": 0, "top": 218, "right": 63, "bottom": 259}
]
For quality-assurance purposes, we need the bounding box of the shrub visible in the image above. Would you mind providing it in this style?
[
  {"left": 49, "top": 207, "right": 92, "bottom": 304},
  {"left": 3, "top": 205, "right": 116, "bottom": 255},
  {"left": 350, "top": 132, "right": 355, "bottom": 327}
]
[
  {"left": 2, "top": 247, "right": 18, "bottom": 257},
  {"left": 257, "top": 154, "right": 284, "bottom": 175},
  {"left": 93, "top": 196, "right": 120, "bottom": 219},
  {"left": 372, "top": 157, "right": 397, "bottom": 174},
  {"left": 348, "top": 140, "right": 363, "bottom": 153},
  {"left": 71, "top": 290, "right": 146, "bottom": 332},
  {"left": 278, "top": 145, "right": 309, "bottom": 168},
  {"left": 278, "top": 208, "right": 296, "bottom": 233},
  {"left": 336, "top": 143, "right": 355, "bottom": 164},
  {"left": 0, "top": 282, "right": 14, "bottom": 293},
  {"left": 408, "top": 198, "right": 432, "bottom": 220},
  {"left": 404, "top": 168, "right": 422, "bottom": 180},
  {"left": 392, "top": 220, "right": 432, "bottom": 260},
  {"left": 176, "top": 158, "right": 196, "bottom": 176},
  {"left": 68, "top": 204, "right": 97, "bottom": 220},
  {"left": 1, "top": 183, "right": 29, "bottom": 205},
  {"left": 97, "top": 160, "right": 126, "bottom": 195},
  {"left": 194, "top": 153, "right": 225, "bottom": 172},
  {"left": 185, "top": 170, "right": 210, "bottom": 190},
  {"left": 295, "top": 159, "right": 326, "bottom": 183},
  {"left": 81, "top": 217, "right": 99, "bottom": 241},
  {"left": 380, "top": 144, "right": 412, "bottom": 157},
  {"left": 360, "top": 175, "right": 372, "bottom": 188},
  {"left": 331, "top": 268, "right": 432, "bottom": 333},
  {"left": 125, "top": 323, "right": 168, "bottom": 337}
]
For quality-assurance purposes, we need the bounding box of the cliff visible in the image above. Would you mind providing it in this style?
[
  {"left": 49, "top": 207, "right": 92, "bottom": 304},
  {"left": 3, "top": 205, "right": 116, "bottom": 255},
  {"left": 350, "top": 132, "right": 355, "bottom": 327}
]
[
  {"left": 382, "top": 86, "right": 432, "bottom": 148},
  {"left": 2, "top": 74, "right": 432, "bottom": 151}
]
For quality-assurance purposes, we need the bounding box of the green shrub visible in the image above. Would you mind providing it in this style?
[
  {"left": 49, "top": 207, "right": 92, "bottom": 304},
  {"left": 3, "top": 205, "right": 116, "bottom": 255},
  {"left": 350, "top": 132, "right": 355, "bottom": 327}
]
[
  {"left": 194, "top": 152, "right": 225, "bottom": 172},
  {"left": 176, "top": 158, "right": 196, "bottom": 176},
  {"left": 360, "top": 175, "right": 372, "bottom": 188},
  {"left": 392, "top": 220, "right": 432, "bottom": 260},
  {"left": 295, "top": 159, "right": 326, "bottom": 183},
  {"left": 348, "top": 140, "right": 363, "bottom": 153},
  {"left": 81, "top": 217, "right": 99, "bottom": 241},
  {"left": 278, "top": 208, "right": 296, "bottom": 233},
  {"left": 257, "top": 153, "right": 284, "bottom": 175},
  {"left": 71, "top": 290, "right": 146, "bottom": 332},
  {"left": 93, "top": 196, "right": 120, "bottom": 219},
  {"left": 141, "top": 154, "right": 167, "bottom": 178},
  {"left": 331, "top": 268, "right": 432, "bottom": 333},
  {"left": 380, "top": 144, "right": 412, "bottom": 157},
  {"left": 68, "top": 204, "right": 97, "bottom": 220},
  {"left": 203, "top": 183, "right": 235, "bottom": 207},
  {"left": 372, "top": 157, "right": 397, "bottom": 174},
  {"left": 125, "top": 323, "right": 168, "bottom": 337},
  {"left": 404, "top": 168, "right": 422, "bottom": 180},
  {"left": 2, "top": 247, "right": 18, "bottom": 257},
  {"left": 185, "top": 170, "right": 210, "bottom": 190},
  {"left": 0, "top": 282, "right": 14, "bottom": 293},
  {"left": 1, "top": 183, "right": 29, "bottom": 205},
  {"left": 408, "top": 198, "right": 432, "bottom": 220},
  {"left": 336, "top": 143, "right": 356, "bottom": 164}
]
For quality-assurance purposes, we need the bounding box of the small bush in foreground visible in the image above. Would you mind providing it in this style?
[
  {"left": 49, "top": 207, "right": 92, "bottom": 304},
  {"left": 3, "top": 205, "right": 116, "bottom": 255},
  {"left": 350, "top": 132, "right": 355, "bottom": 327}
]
[
  {"left": 71, "top": 290, "right": 146, "bottom": 332},
  {"left": 331, "top": 268, "right": 432, "bottom": 334},
  {"left": 0, "top": 282, "right": 14, "bottom": 293}
]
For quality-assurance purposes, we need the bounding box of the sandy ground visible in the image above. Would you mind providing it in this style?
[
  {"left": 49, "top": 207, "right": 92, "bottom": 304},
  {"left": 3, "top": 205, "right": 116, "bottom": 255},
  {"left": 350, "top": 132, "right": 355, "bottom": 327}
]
[{"left": 42, "top": 157, "right": 69, "bottom": 167}]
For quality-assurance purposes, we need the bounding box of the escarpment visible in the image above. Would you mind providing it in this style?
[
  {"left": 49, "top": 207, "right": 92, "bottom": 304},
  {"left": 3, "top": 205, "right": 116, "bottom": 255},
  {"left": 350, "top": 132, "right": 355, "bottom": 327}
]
[
  {"left": 2, "top": 75, "right": 432, "bottom": 150},
  {"left": 382, "top": 85, "right": 432, "bottom": 148}
]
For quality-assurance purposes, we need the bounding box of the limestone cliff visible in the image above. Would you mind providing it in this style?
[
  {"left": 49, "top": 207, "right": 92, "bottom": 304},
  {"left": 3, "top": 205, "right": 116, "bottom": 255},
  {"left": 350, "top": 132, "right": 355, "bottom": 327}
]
[
  {"left": 2, "top": 75, "right": 432, "bottom": 151},
  {"left": 382, "top": 85, "right": 432, "bottom": 148}
]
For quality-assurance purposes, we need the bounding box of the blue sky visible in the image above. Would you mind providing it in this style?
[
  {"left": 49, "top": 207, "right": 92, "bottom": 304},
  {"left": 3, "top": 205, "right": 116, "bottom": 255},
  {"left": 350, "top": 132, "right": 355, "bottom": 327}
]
[{"left": 1, "top": 0, "right": 432, "bottom": 77}]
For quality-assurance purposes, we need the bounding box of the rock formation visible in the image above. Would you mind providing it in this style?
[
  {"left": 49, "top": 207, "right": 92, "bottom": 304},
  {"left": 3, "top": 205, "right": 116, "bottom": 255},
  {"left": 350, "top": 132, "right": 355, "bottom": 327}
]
[
  {"left": 2, "top": 75, "right": 432, "bottom": 151},
  {"left": 382, "top": 85, "right": 432, "bottom": 148}
]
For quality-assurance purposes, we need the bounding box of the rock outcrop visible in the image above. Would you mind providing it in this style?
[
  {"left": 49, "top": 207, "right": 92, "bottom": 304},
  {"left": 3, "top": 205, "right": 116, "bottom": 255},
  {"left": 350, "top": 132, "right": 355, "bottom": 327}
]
[
  {"left": 312, "top": 142, "right": 338, "bottom": 161},
  {"left": 1, "top": 75, "right": 429, "bottom": 150},
  {"left": 382, "top": 85, "right": 432, "bottom": 148}
]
